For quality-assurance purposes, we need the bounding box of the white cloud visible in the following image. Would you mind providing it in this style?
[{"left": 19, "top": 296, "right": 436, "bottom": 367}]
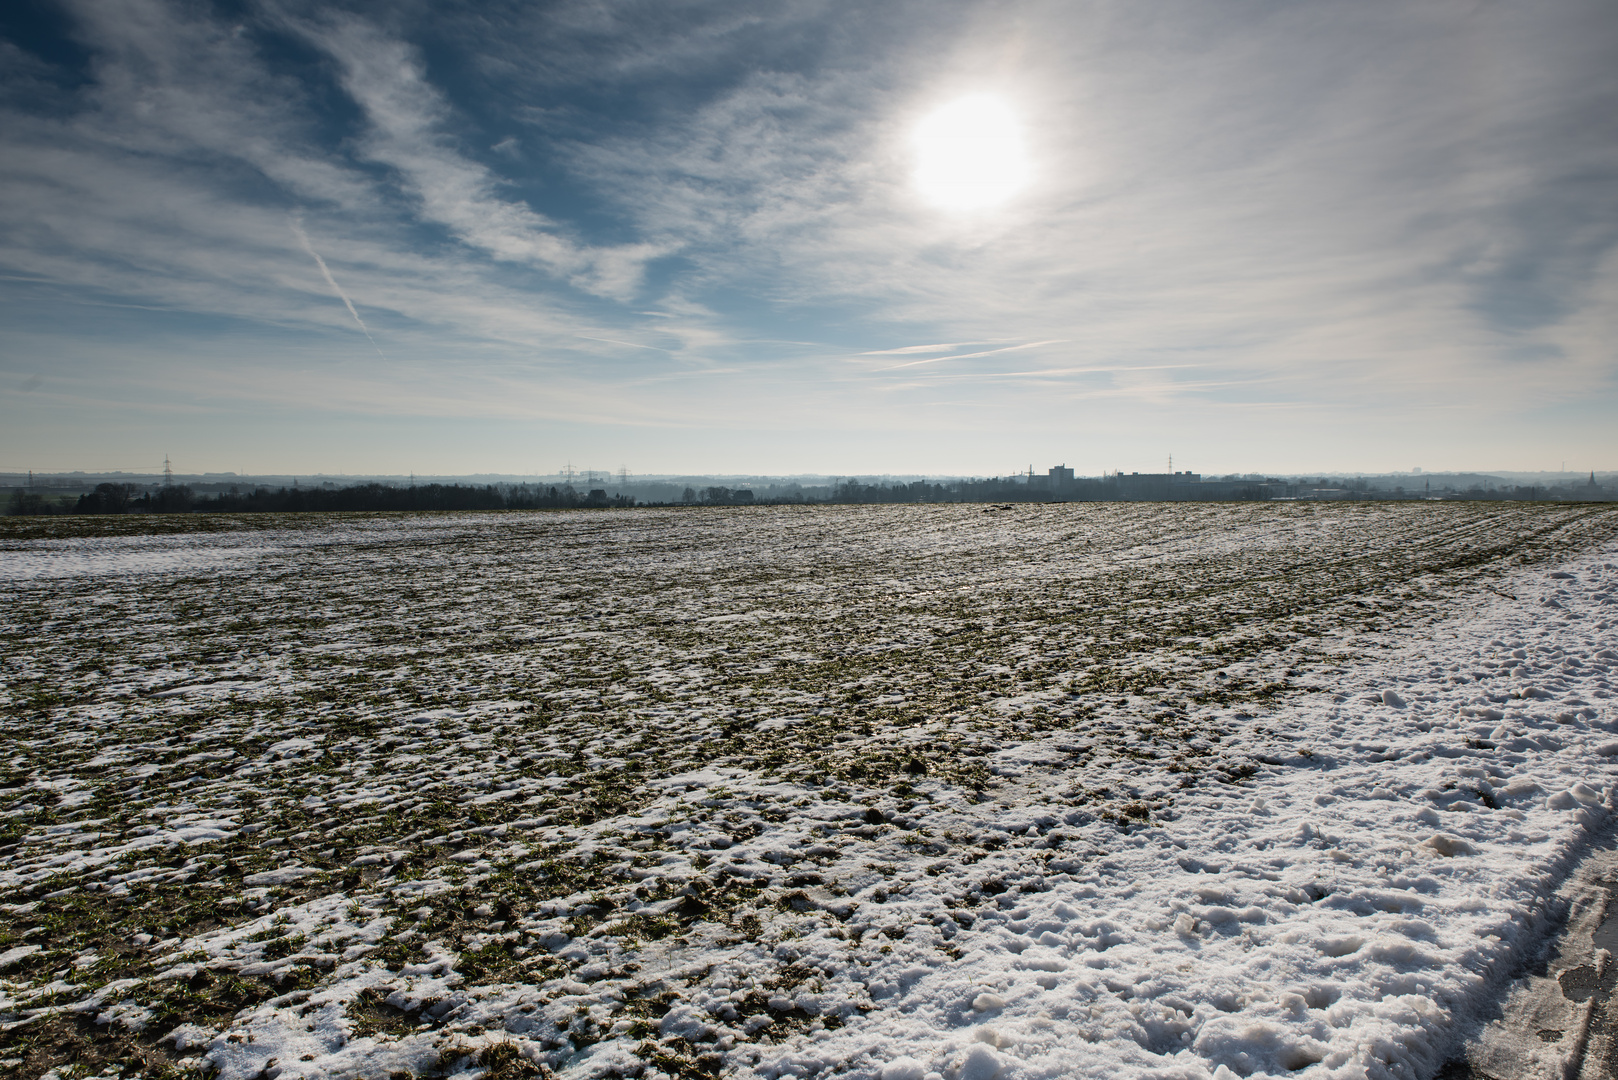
[
  {"left": 0, "top": 0, "right": 1613, "bottom": 473},
  {"left": 0, "top": 0, "right": 712, "bottom": 387},
  {"left": 299, "top": 15, "right": 667, "bottom": 301},
  {"left": 556, "top": 0, "right": 1618, "bottom": 417}
]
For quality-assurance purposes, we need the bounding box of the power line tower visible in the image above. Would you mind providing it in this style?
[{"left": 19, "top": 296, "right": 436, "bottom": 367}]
[
  {"left": 618, "top": 465, "right": 629, "bottom": 488},
  {"left": 163, "top": 455, "right": 173, "bottom": 486},
  {"left": 560, "top": 461, "right": 577, "bottom": 485}
]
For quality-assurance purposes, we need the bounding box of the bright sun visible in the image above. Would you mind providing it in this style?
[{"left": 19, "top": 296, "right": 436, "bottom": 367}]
[{"left": 913, "top": 93, "right": 1031, "bottom": 211}]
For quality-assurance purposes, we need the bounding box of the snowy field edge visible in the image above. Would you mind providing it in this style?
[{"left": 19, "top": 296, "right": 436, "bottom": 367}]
[
  {"left": 733, "top": 547, "right": 1618, "bottom": 1080},
  {"left": 1, "top": 505, "right": 1615, "bottom": 1080}
]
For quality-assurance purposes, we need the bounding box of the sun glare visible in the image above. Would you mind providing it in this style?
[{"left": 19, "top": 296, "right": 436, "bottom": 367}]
[{"left": 912, "top": 93, "right": 1030, "bottom": 211}]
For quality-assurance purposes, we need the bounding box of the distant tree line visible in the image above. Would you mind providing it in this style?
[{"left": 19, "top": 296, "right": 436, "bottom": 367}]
[
  {"left": 6, "top": 481, "right": 635, "bottom": 516},
  {"left": 680, "top": 486, "right": 757, "bottom": 505},
  {"left": 6, "top": 475, "right": 1608, "bottom": 516}
]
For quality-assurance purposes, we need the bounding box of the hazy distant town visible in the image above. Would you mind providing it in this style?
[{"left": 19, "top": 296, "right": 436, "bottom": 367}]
[{"left": 5, "top": 464, "right": 1614, "bottom": 515}]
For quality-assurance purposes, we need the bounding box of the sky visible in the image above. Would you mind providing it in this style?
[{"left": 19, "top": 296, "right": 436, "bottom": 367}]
[{"left": 1, "top": 0, "right": 1616, "bottom": 478}]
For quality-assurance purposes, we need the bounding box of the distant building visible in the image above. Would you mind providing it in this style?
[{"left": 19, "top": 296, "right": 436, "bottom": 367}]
[{"left": 1016, "top": 463, "right": 1280, "bottom": 502}]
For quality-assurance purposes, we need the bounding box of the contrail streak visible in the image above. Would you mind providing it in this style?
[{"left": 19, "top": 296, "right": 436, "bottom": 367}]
[{"left": 290, "top": 218, "right": 386, "bottom": 359}]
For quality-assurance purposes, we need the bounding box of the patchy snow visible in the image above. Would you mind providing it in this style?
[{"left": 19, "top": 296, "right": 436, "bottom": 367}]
[
  {"left": 0, "top": 504, "right": 1614, "bottom": 1079},
  {"left": 0, "top": 945, "right": 41, "bottom": 970},
  {"left": 734, "top": 557, "right": 1618, "bottom": 1080},
  {"left": 0, "top": 531, "right": 276, "bottom": 581}
]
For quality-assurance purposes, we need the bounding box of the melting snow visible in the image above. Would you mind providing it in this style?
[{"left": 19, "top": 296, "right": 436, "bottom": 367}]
[{"left": 0, "top": 505, "right": 1614, "bottom": 1080}]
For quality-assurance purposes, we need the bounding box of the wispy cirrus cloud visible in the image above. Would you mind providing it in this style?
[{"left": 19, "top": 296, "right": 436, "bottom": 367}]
[
  {"left": 874, "top": 341, "right": 1070, "bottom": 370},
  {"left": 0, "top": 0, "right": 1614, "bottom": 475},
  {"left": 0, "top": 0, "right": 702, "bottom": 371},
  {"left": 296, "top": 13, "right": 669, "bottom": 302},
  {"left": 289, "top": 217, "right": 385, "bottom": 358},
  {"left": 553, "top": 0, "right": 1618, "bottom": 409},
  {"left": 860, "top": 342, "right": 986, "bottom": 355}
]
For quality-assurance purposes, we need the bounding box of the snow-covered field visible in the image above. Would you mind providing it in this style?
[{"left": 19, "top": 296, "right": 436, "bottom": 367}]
[{"left": 1, "top": 502, "right": 1615, "bottom": 1080}]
